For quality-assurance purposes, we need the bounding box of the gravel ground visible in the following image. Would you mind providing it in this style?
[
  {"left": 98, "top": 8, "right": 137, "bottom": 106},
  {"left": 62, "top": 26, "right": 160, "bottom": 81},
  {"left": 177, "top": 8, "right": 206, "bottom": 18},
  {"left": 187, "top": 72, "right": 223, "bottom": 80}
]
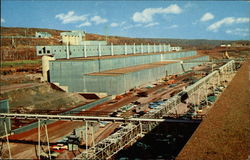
[{"left": 176, "top": 60, "right": 250, "bottom": 160}]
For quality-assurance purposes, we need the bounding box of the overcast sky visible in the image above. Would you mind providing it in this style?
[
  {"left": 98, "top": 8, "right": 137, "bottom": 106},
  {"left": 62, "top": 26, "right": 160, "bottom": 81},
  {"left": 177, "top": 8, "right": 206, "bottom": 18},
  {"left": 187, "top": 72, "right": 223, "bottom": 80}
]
[{"left": 1, "top": 1, "right": 249, "bottom": 40}]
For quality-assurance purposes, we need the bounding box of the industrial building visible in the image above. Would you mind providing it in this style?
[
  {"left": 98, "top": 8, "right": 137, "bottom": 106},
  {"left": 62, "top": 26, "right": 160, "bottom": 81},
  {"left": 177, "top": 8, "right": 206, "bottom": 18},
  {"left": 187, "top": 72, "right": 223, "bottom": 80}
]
[
  {"left": 36, "top": 31, "right": 207, "bottom": 95},
  {"left": 60, "top": 30, "right": 107, "bottom": 46},
  {"left": 35, "top": 32, "right": 52, "bottom": 38},
  {"left": 60, "top": 31, "right": 86, "bottom": 45},
  {"left": 36, "top": 43, "right": 171, "bottom": 58},
  {"left": 47, "top": 51, "right": 208, "bottom": 95},
  {"left": 171, "top": 46, "right": 182, "bottom": 51}
]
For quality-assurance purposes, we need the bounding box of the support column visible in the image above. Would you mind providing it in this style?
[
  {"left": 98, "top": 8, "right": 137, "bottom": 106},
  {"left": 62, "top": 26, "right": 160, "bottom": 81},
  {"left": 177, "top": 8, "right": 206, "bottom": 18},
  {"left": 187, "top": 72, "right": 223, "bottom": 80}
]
[
  {"left": 84, "top": 43, "right": 87, "bottom": 58},
  {"left": 42, "top": 55, "right": 55, "bottom": 82},
  {"left": 66, "top": 41, "right": 69, "bottom": 59},
  {"left": 85, "top": 121, "right": 88, "bottom": 158},
  {"left": 153, "top": 43, "right": 156, "bottom": 53},
  {"left": 38, "top": 119, "right": 41, "bottom": 160},
  {"left": 205, "top": 82, "right": 208, "bottom": 106},
  {"left": 125, "top": 43, "right": 127, "bottom": 55},
  {"left": 222, "top": 68, "right": 225, "bottom": 83},
  {"left": 4, "top": 120, "right": 12, "bottom": 159},
  {"left": 111, "top": 43, "right": 114, "bottom": 56},
  {"left": 174, "top": 97, "right": 177, "bottom": 115},
  {"left": 217, "top": 74, "right": 220, "bottom": 86},
  {"left": 159, "top": 44, "right": 161, "bottom": 52},
  {"left": 139, "top": 122, "right": 143, "bottom": 135},
  {"left": 98, "top": 43, "right": 102, "bottom": 57},
  {"left": 147, "top": 43, "right": 150, "bottom": 53},
  {"left": 45, "top": 123, "right": 51, "bottom": 160},
  {"left": 212, "top": 77, "right": 216, "bottom": 94},
  {"left": 197, "top": 87, "right": 201, "bottom": 106},
  {"left": 141, "top": 43, "right": 143, "bottom": 54},
  {"left": 133, "top": 43, "right": 136, "bottom": 54},
  {"left": 91, "top": 124, "right": 95, "bottom": 153}
]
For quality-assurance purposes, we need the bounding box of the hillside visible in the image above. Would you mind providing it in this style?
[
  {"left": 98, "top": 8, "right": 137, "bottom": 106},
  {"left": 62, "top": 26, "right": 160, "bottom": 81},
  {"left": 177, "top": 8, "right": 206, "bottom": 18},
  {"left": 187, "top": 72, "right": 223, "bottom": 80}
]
[
  {"left": 1, "top": 27, "right": 66, "bottom": 37},
  {"left": 141, "top": 38, "right": 235, "bottom": 49},
  {"left": 0, "top": 26, "right": 249, "bottom": 62}
]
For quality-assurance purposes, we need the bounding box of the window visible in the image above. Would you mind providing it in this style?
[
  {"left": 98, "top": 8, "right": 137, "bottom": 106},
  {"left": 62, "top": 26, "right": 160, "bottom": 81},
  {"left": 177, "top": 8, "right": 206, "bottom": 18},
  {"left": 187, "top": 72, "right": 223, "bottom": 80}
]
[
  {"left": 38, "top": 50, "right": 42, "bottom": 54},
  {"left": 47, "top": 50, "right": 50, "bottom": 54}
]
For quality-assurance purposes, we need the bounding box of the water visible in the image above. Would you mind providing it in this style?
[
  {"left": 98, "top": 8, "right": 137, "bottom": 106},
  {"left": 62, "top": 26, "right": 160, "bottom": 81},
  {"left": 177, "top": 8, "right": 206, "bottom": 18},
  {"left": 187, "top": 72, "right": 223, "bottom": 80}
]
[{"left": 115, "top": 122, "right": 199, "bottom": 160}]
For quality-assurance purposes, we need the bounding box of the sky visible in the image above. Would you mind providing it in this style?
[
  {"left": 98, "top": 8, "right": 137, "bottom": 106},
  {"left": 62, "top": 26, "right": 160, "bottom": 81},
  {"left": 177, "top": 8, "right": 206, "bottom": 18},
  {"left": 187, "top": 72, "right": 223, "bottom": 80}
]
[{"left": 1, "top": 0, "right": 250, "bottom": 40}]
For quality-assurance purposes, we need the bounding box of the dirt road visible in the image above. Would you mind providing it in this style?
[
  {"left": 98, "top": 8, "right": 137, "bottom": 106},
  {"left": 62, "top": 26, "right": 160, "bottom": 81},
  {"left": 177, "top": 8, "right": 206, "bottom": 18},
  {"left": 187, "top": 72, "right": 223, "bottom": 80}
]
[{"left": 177, "top": 61, "right": 249, "bottom": 160}]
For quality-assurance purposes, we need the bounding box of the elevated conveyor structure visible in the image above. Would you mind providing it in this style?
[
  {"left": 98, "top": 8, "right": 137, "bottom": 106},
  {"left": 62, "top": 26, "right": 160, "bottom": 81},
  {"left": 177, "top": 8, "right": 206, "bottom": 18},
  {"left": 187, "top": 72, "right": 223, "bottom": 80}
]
[
  {"left": 0, "top": 114, "right": 201, "bottom": 124},
  {"left": 74, "top": 60, "right": 237, "bottom": 159},
  {"left": 0, "top": 60, "right": 237, "bottom": 159}
]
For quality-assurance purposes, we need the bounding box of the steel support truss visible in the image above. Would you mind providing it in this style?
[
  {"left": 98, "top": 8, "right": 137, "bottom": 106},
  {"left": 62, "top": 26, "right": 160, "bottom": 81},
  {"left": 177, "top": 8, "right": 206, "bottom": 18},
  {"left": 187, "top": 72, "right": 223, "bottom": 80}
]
[
  {"left": 75, "top": 60, "right": 238, "bottom": 159},
  {"left": 0, "top": 60, "right": 239, "bottom": 159}
]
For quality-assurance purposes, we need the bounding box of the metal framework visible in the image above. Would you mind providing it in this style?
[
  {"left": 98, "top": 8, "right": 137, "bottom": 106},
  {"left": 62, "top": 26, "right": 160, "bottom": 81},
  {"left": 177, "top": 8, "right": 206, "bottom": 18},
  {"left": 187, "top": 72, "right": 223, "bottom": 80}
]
[
  {"left": 0, "top": 120, "right": 12, "bottom": 159},
  {"left": 0, "top": 114, "right": 200, "bottom": 123},
  {"left": 75, "top": 60, "right": 237, "bottom": 159},
  {"left": 182, "top": 58, "right": 243, "bottom": 64},
  {"left": 0, "top": 60, "right": 238, "bottom": 159}
]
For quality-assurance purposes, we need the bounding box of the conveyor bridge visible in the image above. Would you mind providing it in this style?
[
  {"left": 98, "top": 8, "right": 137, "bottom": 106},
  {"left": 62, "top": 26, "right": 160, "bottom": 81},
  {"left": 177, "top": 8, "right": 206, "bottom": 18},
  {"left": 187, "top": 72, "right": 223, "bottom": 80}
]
[{"left": 0, "top": 60, "right": 237, "bottom": 159}]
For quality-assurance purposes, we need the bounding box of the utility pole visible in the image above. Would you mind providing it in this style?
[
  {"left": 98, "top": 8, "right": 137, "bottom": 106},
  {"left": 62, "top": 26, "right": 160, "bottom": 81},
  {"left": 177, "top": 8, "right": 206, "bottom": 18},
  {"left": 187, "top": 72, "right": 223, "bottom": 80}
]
[
  {"left": 11, "top": 36, "right": 16, "bottom": 48},
  {"left": 104, "top": 25, "right": 109, "bottom": 42}
]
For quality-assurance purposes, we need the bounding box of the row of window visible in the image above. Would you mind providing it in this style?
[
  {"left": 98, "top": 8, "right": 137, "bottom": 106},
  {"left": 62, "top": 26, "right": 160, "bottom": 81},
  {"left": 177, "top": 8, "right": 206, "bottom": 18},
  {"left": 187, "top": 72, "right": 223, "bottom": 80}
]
[
  {"left": 63, "top": 35, "right": 83, "bottom": 38},
  {"left": 38, "top": 48, "right": 166, "bottom": 55},
  {"left": 38, "top": 50, "right": 50, "bottom": 54},
  {"left": 38, "top": 46, "right": 171, "bottom": 55}
]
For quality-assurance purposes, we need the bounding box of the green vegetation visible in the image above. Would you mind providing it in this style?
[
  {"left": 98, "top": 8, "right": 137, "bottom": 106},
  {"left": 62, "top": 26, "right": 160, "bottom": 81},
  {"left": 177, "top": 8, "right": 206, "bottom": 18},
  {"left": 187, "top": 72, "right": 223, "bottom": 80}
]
[{"left": 1, "top": 59, "right": 41, "bottom": 67}]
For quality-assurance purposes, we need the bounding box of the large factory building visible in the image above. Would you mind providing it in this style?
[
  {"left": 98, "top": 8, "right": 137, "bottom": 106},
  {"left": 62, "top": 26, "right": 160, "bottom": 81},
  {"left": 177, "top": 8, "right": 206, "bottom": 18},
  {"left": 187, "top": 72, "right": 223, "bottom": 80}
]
[{"left": 36, "top": 31, "right": 209, "bottom": 95}]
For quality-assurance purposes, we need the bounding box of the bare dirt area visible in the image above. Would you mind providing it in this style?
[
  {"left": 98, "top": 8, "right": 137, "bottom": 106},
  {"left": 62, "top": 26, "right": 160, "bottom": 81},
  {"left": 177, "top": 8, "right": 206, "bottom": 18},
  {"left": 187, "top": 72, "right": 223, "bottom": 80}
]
[
  {"left": 0, "top": 82, "right": 87, "bottom": 112},
  {"left": 198, "top": 47, "right": 250, "bottom": 59},
  {"left": 0, "top": 62, "right": 41, "bottom": 75},
  {"left": 176, "top": 60, "right": 250, "bottom": 160},
  {"left": 0, "top": 72, "right": 89, "bottom": 129}
]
